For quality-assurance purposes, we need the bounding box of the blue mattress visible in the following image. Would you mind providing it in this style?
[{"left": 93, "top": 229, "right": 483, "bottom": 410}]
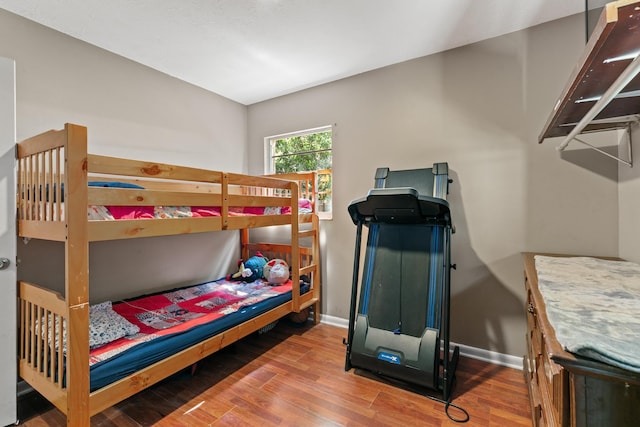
[{"left": 89, "top": 281, "right": 308, "bottom": 391}]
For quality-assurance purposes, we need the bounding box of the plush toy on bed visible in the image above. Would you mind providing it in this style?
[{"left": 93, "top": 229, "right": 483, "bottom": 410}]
[
  {"left": 263, "top": 258, "right": 289, "bottom": 285},
  {"left": 227, "top": 252, "right": 268, "bottom": 282}
]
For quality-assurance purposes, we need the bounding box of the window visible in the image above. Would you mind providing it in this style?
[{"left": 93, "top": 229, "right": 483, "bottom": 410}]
[{"left": 265, "top": 125, "right": 332, "bottom": 219}]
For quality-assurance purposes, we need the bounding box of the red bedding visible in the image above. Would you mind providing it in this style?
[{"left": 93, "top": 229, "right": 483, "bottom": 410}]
[
  {"left": 88, "top": 278, "right": 292, "bottom": 366},
  {"left": 87, "top": 199, "right": 313, "bottom": 220}
]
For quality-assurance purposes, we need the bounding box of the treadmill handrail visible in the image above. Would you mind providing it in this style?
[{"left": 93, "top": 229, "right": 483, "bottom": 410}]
[
  {"left": 348, "top": 186, "right": 451, "bottom": 225},
  {"left": 367, "top": 187, "right": 419, "bottom": 198}
]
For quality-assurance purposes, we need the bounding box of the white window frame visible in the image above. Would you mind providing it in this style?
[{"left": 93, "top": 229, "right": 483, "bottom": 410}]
[{"left": 264, "top": 125, "right": 333, "bottom": 220}]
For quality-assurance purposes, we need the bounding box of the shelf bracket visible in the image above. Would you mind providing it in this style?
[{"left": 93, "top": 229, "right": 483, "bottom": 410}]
[
  {"left": 571, "top": 123, "right": 633, "bottom": 167},
  {"left": 556, "top": 53, "right": 640, "bottom": 160}
]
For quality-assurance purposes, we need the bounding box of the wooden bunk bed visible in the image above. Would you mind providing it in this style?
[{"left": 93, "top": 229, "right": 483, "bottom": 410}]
[{"left": 15, "top": 123, "right": 322, "bottom": 425}]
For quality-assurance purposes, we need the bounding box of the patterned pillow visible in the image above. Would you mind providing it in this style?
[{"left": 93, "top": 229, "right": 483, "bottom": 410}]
[
  {"left": 89, "top": 301, "right": 139, "bottom": 349},
  {"left": 40, "top": 301, "right": 140, "bottom": 352}
]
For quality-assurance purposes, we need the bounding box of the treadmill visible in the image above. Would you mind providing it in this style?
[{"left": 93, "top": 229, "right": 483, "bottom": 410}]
[{"left": 344, "top": 162, "right": 459, "bottom": 401}]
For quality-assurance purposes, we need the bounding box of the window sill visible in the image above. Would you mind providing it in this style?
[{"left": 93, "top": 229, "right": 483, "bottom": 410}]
[{"left": 318, "top": 211, "right": 332, "bottom": 221}]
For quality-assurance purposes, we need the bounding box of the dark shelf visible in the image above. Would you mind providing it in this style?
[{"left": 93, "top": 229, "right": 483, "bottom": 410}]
[{"left": 539, "top": 0, "right": 640, "bottom": 143}]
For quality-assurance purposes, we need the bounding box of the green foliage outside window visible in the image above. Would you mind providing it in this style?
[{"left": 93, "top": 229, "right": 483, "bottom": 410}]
[{"left": 272, "top": 130, "right": 332, "bottom": 212}]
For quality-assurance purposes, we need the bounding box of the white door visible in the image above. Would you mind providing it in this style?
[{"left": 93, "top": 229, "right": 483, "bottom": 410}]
[{"left": 0, "top": 57, "right": 17, "bottom": 426}]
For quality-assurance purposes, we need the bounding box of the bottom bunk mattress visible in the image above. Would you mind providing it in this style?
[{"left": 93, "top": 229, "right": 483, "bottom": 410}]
[{"left": 88, "top": 277, "right": 308, "bottom": 390}]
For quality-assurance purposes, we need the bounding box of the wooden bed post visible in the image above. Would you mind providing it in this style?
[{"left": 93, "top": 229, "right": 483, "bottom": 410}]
[
  {"left": 311, "top": 213, "right": 321, "bottom": 324},
  {"left": 221, "top": 173, "right": 229, "bottom": 229},
  {"left": 289, "top": 181, "right": 300, "bottom": 312},
  {"left": 240, "top": 228, "right": 249, "bottom": 260},
  {"left": 64, "top": 123, "right": 90, "bottom": 425}
]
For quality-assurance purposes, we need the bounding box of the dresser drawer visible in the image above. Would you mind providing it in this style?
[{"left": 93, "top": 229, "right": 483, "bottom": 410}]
[
  {"left": 524, "top": 354, "right": 545, "bottom": 427},
  {"left": 525, "top": 333, "right": 548, "bottom": 427},
  {"left": 535, "top": 351, "right": 567, "bottom": 425},
  {"left": 526, "top": 289, "right": 542, "bottom": 358},
  {"left": 524, "top": 259, "right": 569, "bottom": 426}
]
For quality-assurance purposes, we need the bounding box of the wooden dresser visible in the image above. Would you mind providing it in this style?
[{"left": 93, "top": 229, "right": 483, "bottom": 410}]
[{"left": 522, "top": 253, "right": 640, "bottom": 427}]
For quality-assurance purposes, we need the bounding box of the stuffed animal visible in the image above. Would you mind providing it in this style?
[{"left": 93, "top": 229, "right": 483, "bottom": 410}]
[
  {"left": 227, "top": 252, "right": 268, "bottom": 282},
  {"left": 263, "top": 258, "right": 289, "bottom": 285}
]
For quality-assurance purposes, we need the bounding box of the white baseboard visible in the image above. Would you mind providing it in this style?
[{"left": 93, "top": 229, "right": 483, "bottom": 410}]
[
  {"left": 454, "top": 342, "right": 523, "bottom": 370},
  {"left": 320, "top": 314, "right": 523, "bottom": 371},
  {"left": 320, "top": 313, "right": 349, "bottom": 329}
]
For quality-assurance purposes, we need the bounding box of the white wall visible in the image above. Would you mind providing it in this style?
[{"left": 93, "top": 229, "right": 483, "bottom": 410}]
[
  {"left": 0, "top": 9, "right": 248, "bottom": 301},
  {"left": 247, "top": 14, "right": 620, "bottom": 357}
]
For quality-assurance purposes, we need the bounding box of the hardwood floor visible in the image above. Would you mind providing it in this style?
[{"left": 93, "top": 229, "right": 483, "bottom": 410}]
[{"left": 18, "top": 321, "right": 531, "bottom": 426}]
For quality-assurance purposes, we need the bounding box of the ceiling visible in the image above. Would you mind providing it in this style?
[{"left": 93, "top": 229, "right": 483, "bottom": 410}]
[{"left": 0, "top": 0, "right": 606, "bottom": 105}]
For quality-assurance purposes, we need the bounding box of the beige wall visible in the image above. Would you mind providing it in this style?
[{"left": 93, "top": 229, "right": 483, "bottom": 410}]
[
  {"left": 247, "top": 14, "right": 620, "bottom": 356},
  {"left": 0, "top": 9, "right": 248, "bottom": 301},
  {"left": 2, "top": 7, "right": 625, "bottom": 357},
  {"left": 619, "top": 124, "right": 640, "bottom": 262}
]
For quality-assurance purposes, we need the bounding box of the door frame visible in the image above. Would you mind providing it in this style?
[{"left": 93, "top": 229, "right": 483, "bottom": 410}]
[{"left": 0, "top": 56, "right": 17, "bottom": 426}]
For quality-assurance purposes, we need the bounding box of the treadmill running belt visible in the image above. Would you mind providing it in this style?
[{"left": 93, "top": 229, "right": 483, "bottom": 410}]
[{"left": 360, "top": 223, "right": 443, "bottom": 338}]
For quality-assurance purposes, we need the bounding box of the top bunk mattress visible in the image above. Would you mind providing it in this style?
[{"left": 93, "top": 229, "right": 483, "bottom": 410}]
[
  {"left": 27, "top": 182, "right": 313, "bottom": 222},
  {"left": 87, "top": 198, "right": 313, "bottom": 220},
  {"left": 534, "top": 255, "right": 640, "bottom": 372},
  {"left": 16, "top": 124, "right": 319, "bottom": 241}
]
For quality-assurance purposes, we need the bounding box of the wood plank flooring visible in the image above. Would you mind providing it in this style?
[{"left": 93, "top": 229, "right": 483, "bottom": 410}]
[{"left": 17, "top": 321, "right": 531, "bottom": 426}]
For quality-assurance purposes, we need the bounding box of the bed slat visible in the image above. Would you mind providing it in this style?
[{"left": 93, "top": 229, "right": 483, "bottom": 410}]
[
  {"left": 88, "top": 216, "right": 224, "bottom": 241},
  {"left": 16, "top": 129, "right": 66, "bottom": 157},
  {"left": 88, "top": 154, "right": 224, "bottom": 183},
  {"left": 18, "top": 281, "right": 68, "bottom": 412},
  {"left": 87, "top": 187, "right": 223, "bottom": 207}
]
